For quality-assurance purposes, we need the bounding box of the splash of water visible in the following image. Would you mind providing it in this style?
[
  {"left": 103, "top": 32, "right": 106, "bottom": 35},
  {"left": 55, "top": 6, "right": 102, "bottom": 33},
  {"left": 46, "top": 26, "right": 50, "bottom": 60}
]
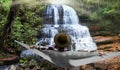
[{"left": 36, "top": 4, "right": 97, "bottom": 51}]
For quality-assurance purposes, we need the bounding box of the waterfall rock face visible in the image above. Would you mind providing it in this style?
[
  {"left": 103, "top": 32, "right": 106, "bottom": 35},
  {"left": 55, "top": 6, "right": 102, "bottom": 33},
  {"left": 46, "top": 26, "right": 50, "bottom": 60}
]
[{"left": 36, "top": 4, "right": 97, "bottom": 51}]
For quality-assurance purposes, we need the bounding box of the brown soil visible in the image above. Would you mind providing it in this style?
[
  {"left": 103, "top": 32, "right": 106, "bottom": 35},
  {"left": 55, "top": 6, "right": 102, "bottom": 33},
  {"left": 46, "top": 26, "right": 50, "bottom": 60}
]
[{"left": 87, "top": 36, "right": 120, "bottom": 70}]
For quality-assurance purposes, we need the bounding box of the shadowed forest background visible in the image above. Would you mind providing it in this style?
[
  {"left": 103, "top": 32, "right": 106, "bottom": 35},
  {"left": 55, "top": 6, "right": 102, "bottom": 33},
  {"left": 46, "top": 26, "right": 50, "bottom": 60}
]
[{"left": 0, "top": 0, "right": 120, "bottom": 70}]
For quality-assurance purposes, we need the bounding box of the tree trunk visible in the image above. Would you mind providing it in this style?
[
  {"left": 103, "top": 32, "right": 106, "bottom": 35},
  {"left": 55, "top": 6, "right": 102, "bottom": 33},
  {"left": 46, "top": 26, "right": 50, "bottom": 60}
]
[{"left": 0, "top": 3, "right": 19, "bottom": 48}]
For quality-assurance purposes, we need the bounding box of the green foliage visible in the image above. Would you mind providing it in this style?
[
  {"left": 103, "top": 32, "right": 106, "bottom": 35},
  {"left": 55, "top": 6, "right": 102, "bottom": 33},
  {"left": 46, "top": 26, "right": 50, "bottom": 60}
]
[
  {"left": 19, "top": 59, "right": 26, "bottom": 63},
  {"left": 0, "top": 0, "right": 12, "bottom": 14},
  {"left": 83, "top": 0, "right": 120, "bottom": 35},
  {"left": 0, "top": 0, "right": 45, "bottom": 50},
  {"left": 11, "top": 4, "right": 45, "bottom": 47},
  {"left": 0, "top": 0, "right": 11, "bottom": 34}
]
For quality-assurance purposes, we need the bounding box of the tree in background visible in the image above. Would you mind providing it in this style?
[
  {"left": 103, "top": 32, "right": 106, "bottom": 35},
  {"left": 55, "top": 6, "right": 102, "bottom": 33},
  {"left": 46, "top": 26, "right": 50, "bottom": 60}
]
[
  {"left": 0, "top": 0, "right": 19, "bottom": 48},
  {"left": 0, "top": 0, "right": 45, "bottom": 51}
]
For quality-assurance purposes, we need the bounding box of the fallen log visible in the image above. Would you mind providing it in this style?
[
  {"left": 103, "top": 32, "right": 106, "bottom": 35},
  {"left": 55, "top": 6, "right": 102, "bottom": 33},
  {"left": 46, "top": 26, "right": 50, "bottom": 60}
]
[{"left": 0, "top": 55, "right": 19, "bottom": 65}]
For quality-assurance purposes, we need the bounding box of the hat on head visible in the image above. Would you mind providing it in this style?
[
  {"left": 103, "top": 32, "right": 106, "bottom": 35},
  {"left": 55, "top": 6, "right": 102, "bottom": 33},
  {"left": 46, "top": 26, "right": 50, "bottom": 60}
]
[{"left": 54, "top": 33, "right": 71, "bottom": 48}]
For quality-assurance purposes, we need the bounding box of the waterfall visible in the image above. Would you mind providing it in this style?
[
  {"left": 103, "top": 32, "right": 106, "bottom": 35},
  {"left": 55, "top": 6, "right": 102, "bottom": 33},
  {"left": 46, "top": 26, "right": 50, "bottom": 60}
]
[{"left": 36, "top": 4, "right": 97, "bottom": 52}]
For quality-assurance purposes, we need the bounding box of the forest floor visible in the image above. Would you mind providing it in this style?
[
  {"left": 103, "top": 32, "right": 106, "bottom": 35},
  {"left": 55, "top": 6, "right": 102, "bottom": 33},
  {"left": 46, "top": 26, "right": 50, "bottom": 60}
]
[
  {"left": 86, "top": 36, "right": 120, "bottom": 70},
  {"left": 0, "top": 35, "right": 120, "bottom": 70}
]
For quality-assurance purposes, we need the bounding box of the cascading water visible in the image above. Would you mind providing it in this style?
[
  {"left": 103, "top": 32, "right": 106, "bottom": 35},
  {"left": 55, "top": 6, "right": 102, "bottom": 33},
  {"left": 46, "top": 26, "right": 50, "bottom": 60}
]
[{"left": 35, "top": 4, "right": 97, "bottom": 52}]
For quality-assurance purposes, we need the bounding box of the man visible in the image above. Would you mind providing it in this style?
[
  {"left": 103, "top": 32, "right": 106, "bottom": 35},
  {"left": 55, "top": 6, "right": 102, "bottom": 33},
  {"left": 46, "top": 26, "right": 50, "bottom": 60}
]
[{"left": 29, "top": 33, "right": 105, "bottom": 70}]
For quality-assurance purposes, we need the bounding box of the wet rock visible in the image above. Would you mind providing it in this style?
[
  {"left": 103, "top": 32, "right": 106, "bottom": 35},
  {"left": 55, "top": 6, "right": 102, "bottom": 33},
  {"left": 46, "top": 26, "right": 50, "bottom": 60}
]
[{"left": 8, "top": 65, "right": 17, "bottom": 70}]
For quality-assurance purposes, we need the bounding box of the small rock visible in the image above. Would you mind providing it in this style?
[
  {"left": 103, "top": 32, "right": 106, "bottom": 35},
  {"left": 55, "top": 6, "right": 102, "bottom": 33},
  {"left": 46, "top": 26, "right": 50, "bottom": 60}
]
[{"left": 8, "top": 65, "right": 16, "bottom": 70}]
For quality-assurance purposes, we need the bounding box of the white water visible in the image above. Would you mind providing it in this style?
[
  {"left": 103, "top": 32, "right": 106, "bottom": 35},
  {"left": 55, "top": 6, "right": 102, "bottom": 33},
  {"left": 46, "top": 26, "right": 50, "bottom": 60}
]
[{"left": 36, "top": 4, "right": 97, "bottom": 51}]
